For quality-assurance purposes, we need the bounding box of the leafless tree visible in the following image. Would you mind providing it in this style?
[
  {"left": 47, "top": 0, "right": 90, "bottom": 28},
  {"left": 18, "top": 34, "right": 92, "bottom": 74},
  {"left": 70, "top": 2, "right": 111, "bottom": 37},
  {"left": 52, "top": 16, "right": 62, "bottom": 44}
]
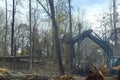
[
  {"left": 49, "top": 0, "right": 64, "bottom": 74},
  {"left": 11, "top": 0, "right": 15, "bottom": 56}
]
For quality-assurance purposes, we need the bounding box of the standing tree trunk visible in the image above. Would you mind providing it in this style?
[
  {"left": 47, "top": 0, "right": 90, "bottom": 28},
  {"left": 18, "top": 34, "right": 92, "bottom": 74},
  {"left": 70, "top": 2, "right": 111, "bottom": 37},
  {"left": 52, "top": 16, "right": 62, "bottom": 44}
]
[
  {"left": 113, "top": 0, "right": 117, "bottom": 47},
  {"left": 49, "top": 0, "right": 64, "bottom": 75},
  {"left": 4, "top": 0, "right": 8, "bottom": 56},
  {"left": 32, "top": 6, "right": 38, "bottom": 66},
  {"left": 29, "top": 0, "right": 33, "bottom": 71},
  {"left": 68, "top": 0, "right": 74, "bottom": 68},
  {"left": 11, "top": 0, "right": 15, "bottom": 56},
  {"left": 4, "top": 0, "right": 8, "bottom": 67},
  {"left": 77, "top": 23, "right": 82, "bottom": 72}
]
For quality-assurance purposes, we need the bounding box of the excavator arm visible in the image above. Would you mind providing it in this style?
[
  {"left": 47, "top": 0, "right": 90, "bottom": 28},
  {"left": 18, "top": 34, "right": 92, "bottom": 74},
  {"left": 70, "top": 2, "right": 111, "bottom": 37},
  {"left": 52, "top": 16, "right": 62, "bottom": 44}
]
[
  {"left": 70, "top": 29, "right": 120, "bottom": 74},
  {"left": 71, "top": 29, "right": 113, "bottom": 57},
  {"left": 88, "top": 34, "right": 113, "bottom": 57},
  {"left": 72, "top": 29, "right": 92, "bottom": 44}
]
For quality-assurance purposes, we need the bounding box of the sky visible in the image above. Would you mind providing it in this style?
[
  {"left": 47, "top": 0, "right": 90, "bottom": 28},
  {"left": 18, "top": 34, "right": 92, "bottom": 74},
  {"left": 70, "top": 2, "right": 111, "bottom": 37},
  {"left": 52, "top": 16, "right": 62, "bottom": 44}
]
[
  {"left": 0, "top": 0, "right": 119, "bottom": 30},
  {"left": 72, "top": 0, "right": 110, "bottom": 29},
  {"left": 72, "top": 0, "right": 109, "bottom": 7}
]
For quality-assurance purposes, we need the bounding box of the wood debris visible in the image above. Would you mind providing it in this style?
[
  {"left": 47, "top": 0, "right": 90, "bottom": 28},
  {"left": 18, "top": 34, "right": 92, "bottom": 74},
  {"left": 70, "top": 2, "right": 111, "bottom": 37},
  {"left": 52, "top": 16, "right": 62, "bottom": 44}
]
[
  {"left": 99, "top": 64, "right": 110, "bottom": 76},
  {"left": 57, "top": 75, "right": 75, "bottom": 80},
  {"left": 85, "top": 63, "right": 105, "bottom": 80},
  {"left": 23, "top": 75, "right": 48, "bottom": 80}
]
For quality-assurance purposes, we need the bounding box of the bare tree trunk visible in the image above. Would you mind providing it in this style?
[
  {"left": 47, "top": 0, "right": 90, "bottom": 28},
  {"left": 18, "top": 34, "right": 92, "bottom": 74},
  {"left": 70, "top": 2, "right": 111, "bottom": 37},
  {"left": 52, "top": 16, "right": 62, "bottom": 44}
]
[
  {"left": 32, "top": 6, "right": 38, "bottom": 66},
  {"left": 77, "top": 23, "right": 82, "bottom": 71},
  {"left": 113, "top": 0, "right": 117, "bottom": 47},
  {"left": 29, "top": 0, "right": 33, "bottom": 71},
  {"left": 11, "top": 0, "right": 15, "bottom": 56},
  {"left": 49, "top": 0, "right": 64, "bottom": 75},
  {"left": 4, "top": 0, "right": 8, "bottom": 55},
  {"left": 4, "top": 0, "right": 8, "bottom": 67},
  {"left": 68, "top": 0, "right": 74, "bottom": 68}
]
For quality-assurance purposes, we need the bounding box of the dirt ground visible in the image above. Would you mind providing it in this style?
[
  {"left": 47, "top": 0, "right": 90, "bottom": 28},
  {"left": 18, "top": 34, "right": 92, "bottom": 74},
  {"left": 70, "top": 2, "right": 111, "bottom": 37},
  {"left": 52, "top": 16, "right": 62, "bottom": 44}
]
[
  {"left": 0, "top": 61, "right": 119, "bottom": 80},
  {"left": 48, "top": 76, "right": 118, "bottom": 80}
]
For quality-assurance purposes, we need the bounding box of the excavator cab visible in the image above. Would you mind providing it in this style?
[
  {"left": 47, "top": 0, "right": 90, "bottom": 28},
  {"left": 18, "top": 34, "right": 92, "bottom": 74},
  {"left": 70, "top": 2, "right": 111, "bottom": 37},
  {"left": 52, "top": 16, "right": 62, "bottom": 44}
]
[{"left": 109, "top": 57, "right": 120, "bottom": 68}]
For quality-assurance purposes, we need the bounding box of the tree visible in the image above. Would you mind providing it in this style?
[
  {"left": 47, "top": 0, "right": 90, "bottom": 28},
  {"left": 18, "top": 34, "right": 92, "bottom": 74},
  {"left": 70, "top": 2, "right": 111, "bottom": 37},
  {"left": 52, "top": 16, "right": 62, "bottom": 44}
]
[
  {"left": 36, "top": 0, "right": 64, "bottom": 74},
  {"left": 0, "top": 8, "right": 7, "bottom": 56},
  {"left": 29, "top": 0, "right": 33, "bottom": 71},
  {"left": 15, "top": 23, "right": 29, "bottom": 55},
  {"left": 49, "top": 0, "right": 64, "bottom": 75},
  {"left": 11, "top": 0, "right": 15, "bottom": 56},
  {"left": 68, "top": 0, "right": 74, "bottom": 68},
  {"left": 10, "top": 0, "right": 26, "bottom": 56},
  {"left": 55, "top": 0, "right": 69, "bottom": 33},
  {"left": 73, "top": 8, "right": 86, "bottom": 69},
  {"left": 3, "top": 0, "right": 8, "bottom": 66}
]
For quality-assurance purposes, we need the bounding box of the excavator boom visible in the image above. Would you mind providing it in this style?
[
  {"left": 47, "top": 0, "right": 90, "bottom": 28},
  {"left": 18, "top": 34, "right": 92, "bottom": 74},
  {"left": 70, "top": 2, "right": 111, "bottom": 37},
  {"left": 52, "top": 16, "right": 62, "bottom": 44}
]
[
  {"left": 71, "top": 29, "right": 120, "bottom": 69},
  {"left": 71, "top": 29, "right": 113, "bottom": 57}
]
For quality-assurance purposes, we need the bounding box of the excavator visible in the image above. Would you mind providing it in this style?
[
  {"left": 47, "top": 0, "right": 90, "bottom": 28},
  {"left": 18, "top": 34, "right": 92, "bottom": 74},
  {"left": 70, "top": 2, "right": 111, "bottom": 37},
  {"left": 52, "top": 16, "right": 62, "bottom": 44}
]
[{"left": 62, "top": 29, "right": 120, "bottom": 76}]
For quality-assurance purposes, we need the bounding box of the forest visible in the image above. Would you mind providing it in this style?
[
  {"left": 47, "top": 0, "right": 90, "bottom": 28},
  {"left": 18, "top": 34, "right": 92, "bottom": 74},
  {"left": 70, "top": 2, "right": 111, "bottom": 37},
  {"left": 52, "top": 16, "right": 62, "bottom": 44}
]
[{"left": 0, "top": 0, "right": 120, "bottom": 80}]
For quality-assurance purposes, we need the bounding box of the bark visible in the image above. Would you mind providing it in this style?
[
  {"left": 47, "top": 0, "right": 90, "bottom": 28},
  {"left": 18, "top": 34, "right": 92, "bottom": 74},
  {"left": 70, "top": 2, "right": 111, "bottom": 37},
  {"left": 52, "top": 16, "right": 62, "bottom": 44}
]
[
  {"left": 113, "top": 0, "right": 117, "bottom": 47},
  {"left": 4, "top": 0, "right": 8, "bottom": 57},
  {"left": 29, "top": 0, "right": 33, "bottom": 70},
  {"left": 49, "top": 0, "right": 64, "bottom": 75},
  {"left": 68, "top": 0, "right": 74, "bottom": 68},
  {"left": 11, "top": 0, "right": 15, "bottom": 56},
  {"left": 76, "top": 23, "right": 81, "bottom": 71}
]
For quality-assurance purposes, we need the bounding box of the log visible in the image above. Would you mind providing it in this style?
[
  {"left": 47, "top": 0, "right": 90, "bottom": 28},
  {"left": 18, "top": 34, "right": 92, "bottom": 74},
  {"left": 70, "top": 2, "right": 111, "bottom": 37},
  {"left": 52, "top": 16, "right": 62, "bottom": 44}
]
[{"left": 85, "top": 63, "right": 105, "bottom": 80}]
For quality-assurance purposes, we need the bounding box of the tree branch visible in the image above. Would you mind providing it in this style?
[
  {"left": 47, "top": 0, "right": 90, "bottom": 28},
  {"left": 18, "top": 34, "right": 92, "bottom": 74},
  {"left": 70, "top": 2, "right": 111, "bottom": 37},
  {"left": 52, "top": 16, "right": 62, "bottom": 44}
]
[{"left": 36, "top": 0, "right": 51, "bottom": 18}]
